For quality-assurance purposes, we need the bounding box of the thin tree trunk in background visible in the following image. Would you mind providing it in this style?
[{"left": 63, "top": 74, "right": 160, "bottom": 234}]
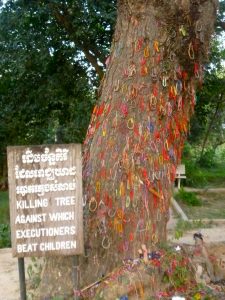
[
  {"left": 199, "top": 92, "right": 224, "bottom": 160},
  {"left": 36, "top": 0, "right": 217, "bottom": 298},
  {"left": 199, "top": 101, "right": 220, "bottom": 159}
]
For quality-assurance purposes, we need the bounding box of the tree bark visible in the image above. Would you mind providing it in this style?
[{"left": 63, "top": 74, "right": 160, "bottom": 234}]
[{"left": 36, "top": 0, "right": 217, "bottom": 298}]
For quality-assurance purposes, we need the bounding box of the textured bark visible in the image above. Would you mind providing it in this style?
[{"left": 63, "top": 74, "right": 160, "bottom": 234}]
[
  {"left": 36, "top": 0, "right": 217, "bottom": 298},
  {"left": 81, "top": 0, "right": 217, "bottom": 284}
]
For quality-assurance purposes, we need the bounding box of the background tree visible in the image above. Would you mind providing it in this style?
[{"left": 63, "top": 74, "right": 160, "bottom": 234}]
[
  {"left": 186, "top": 0, "right": 225, "bottom": 163},
  {"left": 0, "top": 0, "right": 117, "bottom": 186},
  {"left": 188, "top": 39, "right": 225, "bottom": 163}
]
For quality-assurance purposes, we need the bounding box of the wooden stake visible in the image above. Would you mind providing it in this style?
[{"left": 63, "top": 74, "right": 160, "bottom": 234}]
[{"left": 18, "top": 258, "right": 26, "bottom": 300}]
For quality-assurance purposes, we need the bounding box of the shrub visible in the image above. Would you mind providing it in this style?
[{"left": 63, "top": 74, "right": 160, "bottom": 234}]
[
  {"left": 175, "top": 188, "right": 202, "bottom": 206},
  {"left": 0, "top": 223, "right": 11, "bottom": 248},
  {"left": 0, "top": 191, "right": 10, "bottom": 224},
  {"left": 216, "top": 143, "right": 225, "bottom": 163},
  {"left": 197, "top": 148, "right": 216, "bottom": 168},
  {"left": 182, "top": 158, "right": 208, "bottom": 187}
]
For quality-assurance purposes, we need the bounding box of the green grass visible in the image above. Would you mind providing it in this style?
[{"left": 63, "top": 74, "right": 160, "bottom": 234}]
[
  {"left": 177, "top": 191, "right": 225, "bottom": 219},
  {"left": 198, "top": 165, "right": 225, "bottom": 187}
]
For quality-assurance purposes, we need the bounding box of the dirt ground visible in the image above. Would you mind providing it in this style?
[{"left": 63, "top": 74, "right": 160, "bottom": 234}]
[
  {"left": 1, "top": 212, "right": 225, "bottom": 300},
  {"left": 0, "top": 248, "right": 21, "bottom": 300}
]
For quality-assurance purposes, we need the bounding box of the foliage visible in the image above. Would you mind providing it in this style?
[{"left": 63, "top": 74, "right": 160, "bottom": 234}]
[
  {"left": 197, "top": 148, "right": 216, "bottom": 168},
  {"left": 0, "top": 2, "right": 95, "bottom": 144},
  {"left": 216, "top": 0, "right": 225, "bottom": 35},
  {"left": 0, "top": 223, "right": 11, "bottom": 248},
  {"left": 0, "top": 191, "right": 9, "bottom": 224},
  {"left": 188, "top": 36, "right": 225, "bottom": 156},
  {"left": 216, "top": 142, "right": 225, "bottom": 161},
  {"left": 197, "top": 144, "right": 225, "bottom": 186},
  {"left": 185, "top": 165, "right": 207, "bottom": 187},
  {"left": 188, "top": 0, "right": 225, "bottom": 153},
  {"left": 0, "top": 191, "right": 11, "bottom": 248},
  {"left": 182, "top": 146, "right": 208, "bottom": 187},
  {"left": 185, "top": 25, "right": 225, "bottom": 181},
  {"left": 175, "top": 188, "right": 202, "bottom": 206},
  {"left": 0, "top": 0, "right": 117, "bottom": 178},
  {"left": 182, "top": 141, "right": 225, "bottom": 187}
]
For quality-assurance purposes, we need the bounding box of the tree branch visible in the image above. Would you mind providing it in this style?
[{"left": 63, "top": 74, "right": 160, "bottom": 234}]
[
  {"left": 48, "top": 3, "right": 104, "bottom": 79},
  {"left": 216, "top": 21, "right": 225, "bottom": 31},
  {"left": 81, "top": 48, "right": 104, "bottom": 79}
]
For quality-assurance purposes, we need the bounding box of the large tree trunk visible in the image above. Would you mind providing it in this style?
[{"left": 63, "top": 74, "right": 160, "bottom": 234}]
[{"left": 36, "top": 0, "right": 217, "bottom": 298}]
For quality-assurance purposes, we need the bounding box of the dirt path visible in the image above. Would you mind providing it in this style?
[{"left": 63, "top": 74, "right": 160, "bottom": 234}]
[
  {"left": 1, "top": 219, "right": 225, "bottom": 300},
  {"left": 169, "top": 225, "right": 225, "bottom": 244},
  {"left": 0, "top": 248, "right": 20, "bottom": 300},
  {"left": 0, "top": 249, "right": 33, "bottom": 300},
  {"left": 185, "top": 188, "right": 225, "bottom": 193}
]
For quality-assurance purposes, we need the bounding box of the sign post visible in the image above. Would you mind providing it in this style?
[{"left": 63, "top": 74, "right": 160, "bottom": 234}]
[
  {"left": 18, "top": 257, "right": 26, "bottom": 300},
  {"left": 7, "top": 144, "right": 84, "bottom": 299}
]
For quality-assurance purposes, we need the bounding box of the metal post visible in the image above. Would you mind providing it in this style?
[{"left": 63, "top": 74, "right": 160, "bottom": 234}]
[
  {"left": 72, "top": 256, "right": 80, "bottom": 300},
  {"left": 178, "top": 178, "right": 181, "bottom": 189},
  {"left": 18, "top": 257, "right": 27, "bottom": 300}
]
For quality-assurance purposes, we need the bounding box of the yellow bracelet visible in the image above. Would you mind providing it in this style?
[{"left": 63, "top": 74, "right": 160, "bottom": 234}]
[
  {"left": 89, "top": 197, "right": 97, "bottom": 212},
  {"left": 127, "top": 118, "right": 134, "bottom": 130},
  {"left": 188, "top": 42, "right": 195, "bottom": 60}
]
